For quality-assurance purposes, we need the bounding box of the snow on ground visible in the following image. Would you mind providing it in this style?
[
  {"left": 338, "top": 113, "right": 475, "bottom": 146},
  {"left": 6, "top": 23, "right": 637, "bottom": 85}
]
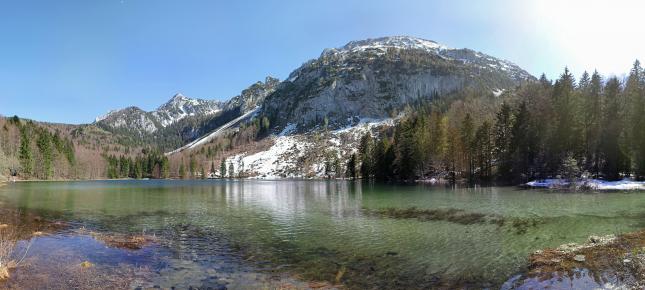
[
  {"left": 228, "top": 134, "right": 306, "bottom": 179},
  {"left": 224, "top": 118, "right": 394, "bottom": 179},
  {"left": 492, "top": 88, "right": 504, "bottom": 97},
  {"left": 526, "top": 179, "right": 645, "bottom": 191},
  {"left": 165, "top": 107, "right": 260, "bottom": 155},
  {"left": 525, "top": 179, "right": 570, "bottom": 188},
  {"left": 585, "top": 179, "right": 645, "bottom": 190},
  {"left": 279, "top": 123, "right": 297, "bottom": 136}
]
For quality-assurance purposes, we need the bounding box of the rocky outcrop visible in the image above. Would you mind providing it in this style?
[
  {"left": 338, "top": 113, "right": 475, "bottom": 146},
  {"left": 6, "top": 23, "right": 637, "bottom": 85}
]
[{"left": 262, "top": 36, "right": 534, "bottom": 132}]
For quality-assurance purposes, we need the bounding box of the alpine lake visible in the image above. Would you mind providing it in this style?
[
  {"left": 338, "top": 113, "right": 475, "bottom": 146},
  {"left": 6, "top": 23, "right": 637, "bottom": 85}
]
[{"left": 0, "top": 180, "right": 643, "bottom": 289}]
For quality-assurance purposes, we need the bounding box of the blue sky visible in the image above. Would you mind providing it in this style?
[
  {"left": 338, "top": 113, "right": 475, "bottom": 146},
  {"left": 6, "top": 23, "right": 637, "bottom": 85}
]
[{"left": 1, "top": 0, "right": 644, "bottom": 124}]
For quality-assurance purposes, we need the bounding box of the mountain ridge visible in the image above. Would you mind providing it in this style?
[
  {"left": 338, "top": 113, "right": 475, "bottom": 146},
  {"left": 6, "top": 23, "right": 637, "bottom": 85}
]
[{"left": 262, "top": 35, "right": 534, "bottom": 133}]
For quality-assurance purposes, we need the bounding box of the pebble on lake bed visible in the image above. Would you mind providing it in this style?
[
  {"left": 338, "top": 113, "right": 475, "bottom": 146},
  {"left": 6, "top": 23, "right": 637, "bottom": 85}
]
[{"left": 573, "top": 255, "right": 586, "bottom": 262}]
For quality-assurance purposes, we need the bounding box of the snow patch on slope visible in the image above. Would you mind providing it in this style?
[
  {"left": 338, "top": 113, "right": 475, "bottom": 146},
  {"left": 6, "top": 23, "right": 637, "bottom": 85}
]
[
  {"left": 332, "top": 36, "right": 449, "bottom": 57},
  {"left": 228, "top": 135, "right": 307, "bottom": 179},
  {"left": 165, "top": 107, "right": 260, "bottom": 155},
  {"left": 224, "top": 118, "right": 394, "bottom": 179}
]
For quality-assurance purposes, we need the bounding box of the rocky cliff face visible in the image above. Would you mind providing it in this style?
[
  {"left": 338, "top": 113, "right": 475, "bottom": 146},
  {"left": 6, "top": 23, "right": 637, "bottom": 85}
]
[
  {"left": 95, "top": 106, "right": 159, "bottom": 135},
  {"left": 262, "top": 36, "right": 534, "bottom": 132},
  {"left": 224, "top": 76, "right": 280, "bottom": 113}
]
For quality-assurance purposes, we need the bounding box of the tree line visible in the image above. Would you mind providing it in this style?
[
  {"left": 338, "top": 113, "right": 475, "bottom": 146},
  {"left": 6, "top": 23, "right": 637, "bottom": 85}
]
[
  {"left": 8, "top": 117, "right": 76, "bottom": 179},
  {"left": 359, "top": 61, "right": 645, "bottom": 183},
  {"left": 105, "top": 149, "right": 169, "bottom": 179}
]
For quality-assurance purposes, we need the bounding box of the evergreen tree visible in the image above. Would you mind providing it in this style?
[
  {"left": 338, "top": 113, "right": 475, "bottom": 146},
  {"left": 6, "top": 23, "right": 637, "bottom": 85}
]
[
  {"left": 346, "top": 153, "right": 357, "bottom": 179},
  {"left": 36, "top": 131, "right": 53, "bottom": 179},
  {"left": 548, "top": 68, "right": 579, "bottom": 175},
  {"left": 494, "top": 103, "right": 514, "bottom": 179},
  {"left": 460, "top": 114, "right": 475, "bottom": 180},
  {"left": 358, "top": 133, "right": 374, "bottom": 178},
  {"left": 428, "top": 110, "right": 447, "bottom": 168},
  {"left": 394, "top": 119, "right": 417, "bottom": 181},
  {"left": 510, "top": 102, "right": 533, "bottom": 182},
  {"left": 473, "top": 121, "right": 493, "bottom": 180},
  {"left": 600, "top": 77, "right": 627, "bottom": 180},
  {"left": 583, "top": 71, "right": 603, "bottom": 175},
  {"left": 625, "top": 60, "right": 645, "bottom": 179},
  {"left": 220, "top": 159, "right": 227, "bottom": 178},
  {"left": 18, "top": 127, "right": 32, "bottom": 176},
  {"left": 373, "top": 138, "right": 394, "bottom": 181}
]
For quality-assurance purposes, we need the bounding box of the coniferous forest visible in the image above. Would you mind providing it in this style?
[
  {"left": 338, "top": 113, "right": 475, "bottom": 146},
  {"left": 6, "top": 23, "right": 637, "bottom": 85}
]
[{"left": 358, "top": 61, "right": 645, "bottom": 183}]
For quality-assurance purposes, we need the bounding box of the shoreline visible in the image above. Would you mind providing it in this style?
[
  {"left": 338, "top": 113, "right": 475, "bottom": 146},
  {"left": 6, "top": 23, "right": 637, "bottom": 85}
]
[
  {"left": 524, "top": 178, "right": 645, "bottom": 191},
  {"left": 507, "top": 229, "right": 645, "bottom": 288}
]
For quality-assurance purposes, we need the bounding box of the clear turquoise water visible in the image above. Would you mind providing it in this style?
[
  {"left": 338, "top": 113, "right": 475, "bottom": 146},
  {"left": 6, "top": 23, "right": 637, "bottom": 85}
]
[{"left": 1, "top": 180, "right": 644, "bottom": 288}]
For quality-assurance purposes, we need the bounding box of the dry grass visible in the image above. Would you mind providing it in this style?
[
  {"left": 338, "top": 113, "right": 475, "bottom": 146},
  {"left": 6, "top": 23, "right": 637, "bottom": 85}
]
[
  {"left": 0, "top": 224, "right": 31, "bottom": 281},
  {"left": 0, "top": 208, "right": 70, "bottom": 282}
]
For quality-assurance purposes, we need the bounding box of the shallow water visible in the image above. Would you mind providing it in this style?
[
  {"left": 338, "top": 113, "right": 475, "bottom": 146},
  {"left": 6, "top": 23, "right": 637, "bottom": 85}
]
[{"left": 1, "top": 180, "right": 644, "bottom": 288}]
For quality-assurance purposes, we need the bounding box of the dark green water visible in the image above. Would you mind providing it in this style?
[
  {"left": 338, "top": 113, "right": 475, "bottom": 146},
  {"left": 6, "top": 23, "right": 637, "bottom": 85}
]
[{"left": 1, "top": 180, "right": 644, "bottom": 289}]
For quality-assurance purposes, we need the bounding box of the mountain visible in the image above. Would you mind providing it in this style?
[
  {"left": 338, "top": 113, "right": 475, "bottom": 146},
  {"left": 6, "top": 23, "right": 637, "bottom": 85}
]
[
  {"left": 152, "top": 94, "right": 223, "bottom": 127},
  {"left": 187, "top": 36, "right": 536, "bottom": 178},
  {"left": 94, "top": 77, "right": 279, "bottom": 150},
  {"left": 262, "top": 36, "right": 534, "bottom": 132},
  {"left": 95, "top": 106, "right": 159, "bottom": 135},
  {"left": 2, "top": 35, "right": 538, "bottom": 180},
  {"left": 95, "top": 94, "right": 222, "bottom": 135}
]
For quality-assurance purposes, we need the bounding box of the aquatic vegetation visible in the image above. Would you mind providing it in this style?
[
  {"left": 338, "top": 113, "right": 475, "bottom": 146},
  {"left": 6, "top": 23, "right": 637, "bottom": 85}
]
[
  {"left": 363, "top": 207, "right": 500, "bottom": 225},
  {"left": 85, "top": 231, "right": 155, "bottom": 250},
  {"left": 509, "top": 218, "right": 544, "bottom": 235}
]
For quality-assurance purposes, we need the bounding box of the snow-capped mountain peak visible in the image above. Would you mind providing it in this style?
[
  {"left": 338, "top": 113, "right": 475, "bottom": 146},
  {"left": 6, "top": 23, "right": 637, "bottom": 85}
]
[
  {"left": 338, "top": 35, "right": 448, "bottom": 54},
  {"left": 321, "top": 36, "right": 449, "bottom": 58},
  {"left": 153, "top": 94, "right": 222, "bottom": 127},
  {"left": 170, "top": 93, "right": 188, "bottom": 101},
  {"left": 94, "top": 94, "right": 222, "bottom": 134}
]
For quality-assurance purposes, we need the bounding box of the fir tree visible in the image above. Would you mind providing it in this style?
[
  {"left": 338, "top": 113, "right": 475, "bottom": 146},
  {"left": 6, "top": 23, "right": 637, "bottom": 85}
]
[
  {"left": 346, "top": 153, "right": 357, "bottom": 179},
  {"left": 494, "top": 102, "right": 516, "bottom": 180},
  {"left": 460, "top": 114, "right": 475, "bottom": 180},
  {"left": 600, "top": 77, "right": 627, "bottom": 180},
  {"left": 220, "top": 159, "right": 227, "bottom": 178},
  {"left": 18, "top": 127, "right": 32, "bottom": 176}
]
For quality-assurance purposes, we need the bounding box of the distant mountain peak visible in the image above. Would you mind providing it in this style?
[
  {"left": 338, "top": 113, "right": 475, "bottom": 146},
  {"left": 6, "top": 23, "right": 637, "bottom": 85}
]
[
  {"left": 268, "top": 36, "right": 535, "bottom": 131},
  {"left": 94, "top": 76, "right": 279, "bottom": 136},
  {"left": 171, "top": 93, "right": 187, "bottom": 100},
  {"left": 322, "top": 36, "right": 448, "bottom": 57}
]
